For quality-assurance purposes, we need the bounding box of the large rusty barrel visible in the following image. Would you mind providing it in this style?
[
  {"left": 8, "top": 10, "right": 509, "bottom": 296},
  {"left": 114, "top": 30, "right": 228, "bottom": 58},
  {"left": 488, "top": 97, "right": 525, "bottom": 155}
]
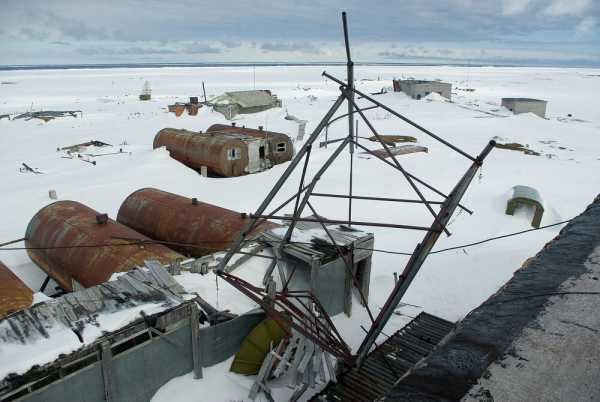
[
  {"left": 153, "top": 128, "right": 250, "bottom": 177},
  {"left": 25, "top": 201, "right": 184, "bottom": 292},
  {"left": 117, "top": 188, "right": 277, "bottom": 258},
  {"left": 0, "top": 261, "right": 34, "bottom": 319}
]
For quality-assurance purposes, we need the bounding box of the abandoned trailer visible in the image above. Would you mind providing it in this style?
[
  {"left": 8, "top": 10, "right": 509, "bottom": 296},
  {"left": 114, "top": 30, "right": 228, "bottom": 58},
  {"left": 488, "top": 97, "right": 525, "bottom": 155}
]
[
  {"left": 501, "top": 97, "right": 548, "bottom": 118},
  {"left": 207, "top": 123, "right": 294, "bottom": 165},
  {"left": 25, "top": 200, "right": 184, "bottom": 292},
  {"left": 210, "top": 90, "right": 282, "bottom": 119},
  {"left": 154, "top": 127, "right": 291, "bottom": 177},
  {"left": 0, "top": 260, "right": 33, "bottom": 319},
  {"left": 117, "top": 188, "right": 278, "bottom": 257},
  {"left": 393, "top": 79, "right": 452, "bottom": 100}
]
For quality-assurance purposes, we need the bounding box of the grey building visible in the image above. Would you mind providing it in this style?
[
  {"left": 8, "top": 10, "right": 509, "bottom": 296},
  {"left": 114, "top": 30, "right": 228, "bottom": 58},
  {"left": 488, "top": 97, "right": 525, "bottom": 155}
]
[
  {"left": 393, "top": 79, "right": 452, "bottom": 100},
  {"left": 502, "top": 97, "right": 547, "bottom": 118}
]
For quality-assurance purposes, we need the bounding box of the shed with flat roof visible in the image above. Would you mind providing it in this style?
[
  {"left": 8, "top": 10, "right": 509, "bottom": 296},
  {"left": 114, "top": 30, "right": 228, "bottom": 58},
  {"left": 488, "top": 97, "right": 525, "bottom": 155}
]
[{"left": 502, "top": 97, "right": 547, "bottom": 118}]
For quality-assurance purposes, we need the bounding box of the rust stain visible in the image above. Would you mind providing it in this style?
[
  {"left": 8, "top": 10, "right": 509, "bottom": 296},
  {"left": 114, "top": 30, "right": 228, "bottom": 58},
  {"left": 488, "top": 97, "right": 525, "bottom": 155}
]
[
  {"left": 117, "top": 188, "right": 278, "bottom": 258},
  {"left": 25, "top": 201, "right": 184, "bottom": 292},
  {"left": 0, "top": 261, "right": 33, "bottom": 318}
]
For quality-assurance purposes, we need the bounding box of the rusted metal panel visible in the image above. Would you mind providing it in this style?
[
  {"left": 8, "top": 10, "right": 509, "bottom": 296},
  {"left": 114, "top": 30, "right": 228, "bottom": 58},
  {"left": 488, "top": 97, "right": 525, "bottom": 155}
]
[
  {"left": 25, "top": 200, "right": 184, "bottom": 292},
  {"left": 0, "top": 261, "right": 33, "bottom": 319},
  {"left": 153, "top": 128, "right": 252, "bottom": 177},
  {"left": 117, "top": 188, "right": 278, "bottom": 258},
  {"left": 207, "top": 123, "right": 293, "bottom": 165}
]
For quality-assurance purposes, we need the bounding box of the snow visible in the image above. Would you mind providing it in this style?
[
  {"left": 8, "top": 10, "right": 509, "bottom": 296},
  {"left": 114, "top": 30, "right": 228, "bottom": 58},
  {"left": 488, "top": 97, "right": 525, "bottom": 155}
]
[{"left": 1, "top": 64, "right": 599, "bottom": 401}]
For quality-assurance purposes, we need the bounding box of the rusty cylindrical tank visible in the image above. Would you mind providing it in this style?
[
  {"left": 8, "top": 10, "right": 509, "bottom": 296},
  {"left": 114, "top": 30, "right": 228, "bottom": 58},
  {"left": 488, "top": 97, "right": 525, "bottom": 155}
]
[
  {"left": 153, "top": 128, "right": 250, "bottom": 177},
  {"left": 25, "top": 201, "right": 184, "bottom": 292},
  {"left": 0, "top": 261, "right": 34, "bottom": 319},
  {"left": 207, "top": 123, "right": 293, "bottom": 165},
  {"left": 117, "top": 188, "right": 278, "bottom": 258}
]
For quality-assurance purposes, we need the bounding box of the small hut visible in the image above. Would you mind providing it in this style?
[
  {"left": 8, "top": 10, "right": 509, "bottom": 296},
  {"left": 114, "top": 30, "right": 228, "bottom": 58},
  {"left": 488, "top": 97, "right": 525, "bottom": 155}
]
[{"left": 393, "top": 79, "right": 452, "bottom": 100}]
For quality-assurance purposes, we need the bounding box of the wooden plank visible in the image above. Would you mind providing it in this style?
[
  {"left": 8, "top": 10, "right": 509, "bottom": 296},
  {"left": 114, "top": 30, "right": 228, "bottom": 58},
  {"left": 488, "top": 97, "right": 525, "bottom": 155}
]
[
  {"left": 100, "top": 341, "right": 116, "bottom": 402},
  {"left": 190, "top": 303, "right": 203, "bottom": 379}
]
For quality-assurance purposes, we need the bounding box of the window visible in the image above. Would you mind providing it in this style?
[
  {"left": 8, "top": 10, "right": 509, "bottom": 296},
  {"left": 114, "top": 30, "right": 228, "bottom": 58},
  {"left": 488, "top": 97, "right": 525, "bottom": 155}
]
[
  {"left": 276, "top": 142, "right": 287, "bottom": 152},
  {"left": 227, "top": 148, "right": 241, "bottom": 160}
]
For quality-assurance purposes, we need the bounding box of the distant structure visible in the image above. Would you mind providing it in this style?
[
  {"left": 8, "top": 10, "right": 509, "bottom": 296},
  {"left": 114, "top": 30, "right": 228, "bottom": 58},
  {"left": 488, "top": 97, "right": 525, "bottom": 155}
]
[
  {"left": 393, "top": 79, "right": 452, "bottom": 100},
  {"left": 207, "top": 123, "right": 293, "bottom": 166},
  {"left": 210, "top": 90, "right": 281, "bottom": 119},
  {"left": 154, "top": 127, "right": 292, "bottom": 177},
  {"left": 139, "top": 81, "right": 152, "bottom": 101},
  {"left": 168, "top": 97, "right": 201, "bottom": 117},
  {"left": 501, "top": 98, "right": 547, "bottom": 118}
]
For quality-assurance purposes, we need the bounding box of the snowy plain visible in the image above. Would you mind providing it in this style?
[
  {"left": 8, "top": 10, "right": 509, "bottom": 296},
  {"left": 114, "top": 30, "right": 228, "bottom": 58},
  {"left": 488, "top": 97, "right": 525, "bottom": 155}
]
[{"left": 1, "top": 64, "right": 599, "bottom": 401}]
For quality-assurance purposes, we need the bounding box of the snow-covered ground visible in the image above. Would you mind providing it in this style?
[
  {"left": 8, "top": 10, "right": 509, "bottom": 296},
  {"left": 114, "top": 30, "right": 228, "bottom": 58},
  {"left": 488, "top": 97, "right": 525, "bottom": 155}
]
[{"left": 1, "top": 65, "right": 599, "bottom": 401}]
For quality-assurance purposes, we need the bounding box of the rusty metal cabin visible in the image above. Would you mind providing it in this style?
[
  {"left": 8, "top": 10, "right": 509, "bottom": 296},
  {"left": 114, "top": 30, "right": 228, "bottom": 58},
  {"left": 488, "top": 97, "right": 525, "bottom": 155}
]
[
  {"left": 117, "top": 188, "right": 278, "bottom": 257},
  {"left": 25, "top": 200, "right": 184, "bottom": 292},
  {"left": 0, "top": 261, "right": 33, "bottom": 319},
  {"left": 154, "top": 128, "right": 270, "bottom": 177},
  {"left": 207, "top": 123, "right": 293, "bottom": 166}
]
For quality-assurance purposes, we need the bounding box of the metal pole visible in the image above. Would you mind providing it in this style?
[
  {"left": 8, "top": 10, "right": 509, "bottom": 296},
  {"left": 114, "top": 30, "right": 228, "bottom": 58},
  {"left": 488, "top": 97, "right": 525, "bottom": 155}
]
[
  {"left": 355, "top": 140, "right": 495, "bottom": 367},
  {"left": 217, "top": 95, "right": 345, "bottom": 271},
  {"left": 342, "top": 12, "right": 355, "bottom": 226}
]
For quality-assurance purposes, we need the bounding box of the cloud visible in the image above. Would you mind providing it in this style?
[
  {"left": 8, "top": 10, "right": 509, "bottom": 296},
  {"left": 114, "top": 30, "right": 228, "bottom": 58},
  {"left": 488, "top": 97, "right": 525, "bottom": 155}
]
[
  {"left": 544, "top": 0, "right": 592, "bottom": 17},
  {"left": 181, "top": 42, "right": 223, "bottom": 54},
  {"left": 76, "top": 46, "right": 177, "bottom": 56},
  {"left": 19, "top": 27, "right": 49, "bottom": 41},
  {"left": 259, "top": 41, "right": 320, "bottom": 53},
  {"left": 502, "top": 0, "right": 533, "bottom": 15},
  {"left": 575, "top": 17, "right": 597, "bottom": 36}
]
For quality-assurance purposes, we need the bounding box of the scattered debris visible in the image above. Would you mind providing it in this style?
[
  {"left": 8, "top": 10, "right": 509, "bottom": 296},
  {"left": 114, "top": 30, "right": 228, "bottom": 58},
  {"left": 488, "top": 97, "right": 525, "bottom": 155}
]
[
  {"left": 494, "top": 142, "right": 541, "bottom": 156},
  {"left": 0, "top": 114, "right": 10, "bottom": 121},
  {"left": 368, "top": 135, "right": 417, "bottom": 145},
  {"left": 361, "top": 144, "right": 428, "bottom": 159},
  {"left": 48, "top": 190, "right": 57, "bottom": 200},
  {"left": 19, "top": 163, "right": 43, "bottom": 174},
  {"left": 13, "top": 110, "right": 82, "bottom": 122},
  {"left": 59, "top": 140, "right": 111, "bottom": 153},
  {"left": 0, "top": 81, "right": 17, "bottom": 85}
]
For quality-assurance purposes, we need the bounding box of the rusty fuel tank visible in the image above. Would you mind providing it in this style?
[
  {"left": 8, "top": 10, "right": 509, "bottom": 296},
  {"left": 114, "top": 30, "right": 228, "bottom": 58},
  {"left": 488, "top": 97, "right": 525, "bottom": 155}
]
[
  {"left": 0, "top": 261, "right": 34, "bottom": 319},
  {"left": 154, "top": 128, "right": 252, "bottom": 177},
  {"left": 117, "top": 188, "right": 278, "bottom": 258},
  {"left": 25, "top": 200, "right": 184, "bottom": 292}
]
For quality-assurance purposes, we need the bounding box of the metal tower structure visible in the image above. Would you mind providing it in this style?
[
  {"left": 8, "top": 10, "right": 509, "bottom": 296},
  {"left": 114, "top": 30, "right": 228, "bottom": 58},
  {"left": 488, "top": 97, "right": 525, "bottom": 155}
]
[{"left": 215, "top": 12, "right": 495, "bottom": 368}]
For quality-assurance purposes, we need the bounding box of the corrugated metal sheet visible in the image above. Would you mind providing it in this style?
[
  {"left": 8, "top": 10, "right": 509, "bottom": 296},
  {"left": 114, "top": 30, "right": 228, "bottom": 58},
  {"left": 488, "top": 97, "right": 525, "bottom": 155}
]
[
  {"left": 0, "top": 261, "right": 33, "bottom": 319},
  {"left": 311, "top": 312, "right": 455, "bottom": 402},
  {"left": 0, "top": 264, "right": 185, "bottom": 346},
  {"left": 221, "top": 90, "right": 277, "bottom": 108}
]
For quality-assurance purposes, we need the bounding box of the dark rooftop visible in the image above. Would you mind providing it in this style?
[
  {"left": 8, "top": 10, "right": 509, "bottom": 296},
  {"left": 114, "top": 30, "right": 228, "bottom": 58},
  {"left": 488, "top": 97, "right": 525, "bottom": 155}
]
[{"left": 385, "top": 194, "right": 600, "bottom": 402}]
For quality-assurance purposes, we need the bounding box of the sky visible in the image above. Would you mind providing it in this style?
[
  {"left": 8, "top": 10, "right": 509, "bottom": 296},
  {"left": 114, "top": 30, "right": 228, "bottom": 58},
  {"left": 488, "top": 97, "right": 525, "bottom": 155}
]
[{"left": 0, "top": 0, "right": 599, "bottom": 67}]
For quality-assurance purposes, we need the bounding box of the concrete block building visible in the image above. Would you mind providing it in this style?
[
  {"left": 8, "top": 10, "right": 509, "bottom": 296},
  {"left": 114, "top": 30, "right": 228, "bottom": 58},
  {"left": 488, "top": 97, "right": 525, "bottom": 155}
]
[
  {"left": 501, "top": 98, "right": 547, "bottom": 118},
  {"left": 393, "top": 79, "right": 452, "bottom": 100}
]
